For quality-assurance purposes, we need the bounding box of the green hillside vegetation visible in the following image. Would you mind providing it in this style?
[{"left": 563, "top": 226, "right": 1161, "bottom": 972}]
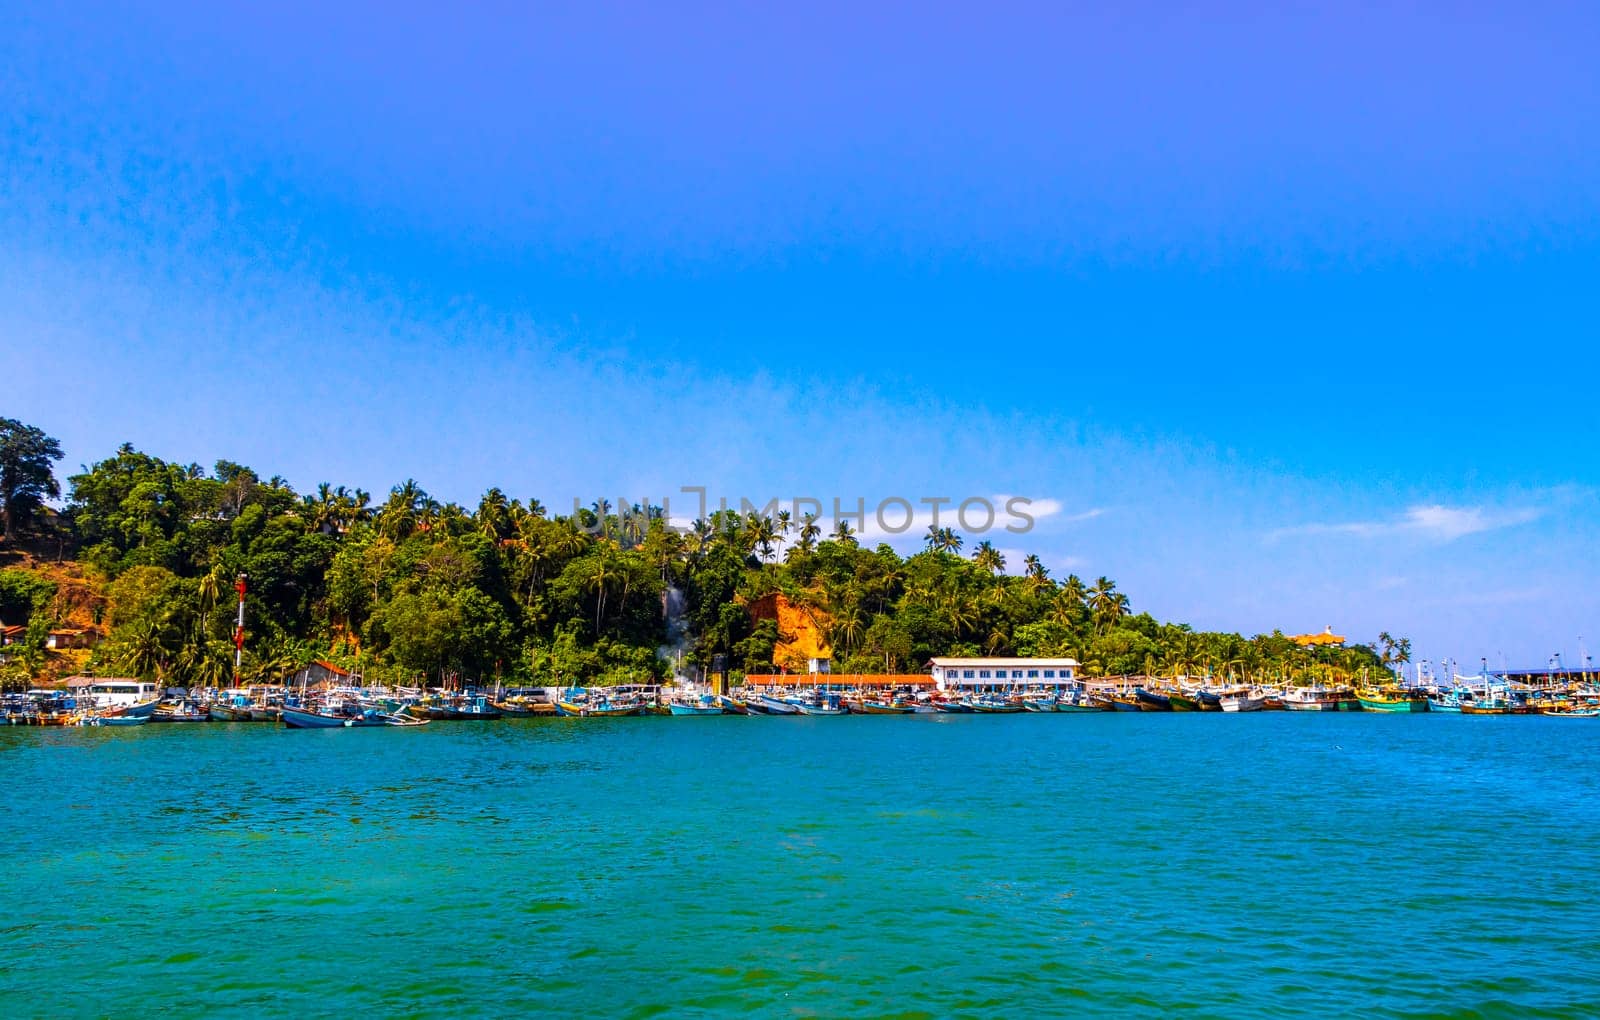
[{"left": 0, "top": 425, "right": 1399, "bottom": 687}]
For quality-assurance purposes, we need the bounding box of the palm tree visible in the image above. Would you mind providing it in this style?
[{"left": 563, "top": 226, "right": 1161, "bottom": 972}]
[
  {"left": 941, "top": 592, "right": 978, "bottom": 640},
  {"left": 477, "top": 487, "right": 511, "bottom": 541},
  {"left": 1088, "top": 576, "right": 1128, "bottom": 633},
  {"left": 925, "top": 525, "right": 963, "bottom": 555},
  {"left": 972, "top": 540, "right": 1005, "bottom": 574},
  {"left": 1023, "top": 554, "right": 1051, "bottom": 594},
  {"left": 117, "top": 619, "right": 171, "bottom": 681},
  {"left": 831, "top": 520, "right": 858, "bottom": 546}
]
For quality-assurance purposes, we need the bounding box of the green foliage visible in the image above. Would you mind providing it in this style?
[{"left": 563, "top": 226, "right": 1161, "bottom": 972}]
[
  {"left": 0, "top": 418, "right": 63, "bottom": 541},
  {"left": 0, "top": 569, "right": 56, "bottom": 623},
  {"left": 49, "top": 440, "right": 1394, "bottom": 688}
]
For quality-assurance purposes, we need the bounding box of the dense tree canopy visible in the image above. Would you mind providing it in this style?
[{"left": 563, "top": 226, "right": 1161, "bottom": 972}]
[
  {"left": 0, "top": 423, "right": 1398, "bottom": 687},
  {"left": 0, "top": 418, "right": 64, "bottom": 542}
]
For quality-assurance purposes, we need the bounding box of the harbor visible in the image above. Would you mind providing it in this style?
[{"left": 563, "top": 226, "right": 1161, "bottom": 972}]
[
  {"left": 6, "top": 656, "right": 1597, "bottom": 727},
  {"left": 4, "top": 704, "right": 1597, "bottom": 1017}
]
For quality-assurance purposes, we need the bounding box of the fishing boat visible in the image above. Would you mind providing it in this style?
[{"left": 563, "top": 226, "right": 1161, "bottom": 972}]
[
  {"left": 150, "top": 700, "right": 211, "bottom": 723},
  {"left": 790, "top": 692, "right": 848, "bottom": 715},
  {"left": 1541, "top": 707, "right": 1599, "bottom": 718},
  {"left": 1426, "top": 689, "right": 1466, "bottom": 713},
  {"left": 859, "top": 699, "right": 916, "bottom": 714},
  {"left": 1194, "top": 689, "right": 1223, "bottom": 711},
  {"left": 84, "top": 713, "right": 151, "bottom": 727},
  {"left": 1219, "top": 690, "right": 1265, "bottom": 713},
  {"left": 493, "top": 698, "right": 558, "bottom": 717},
  {"left": 971, "top": 695, "right": 1023, "bottom": 713},
  {"left": 1356, "top": 688, "right": 1429, "bottom": 713},
  {"left": 281, "top": 705, "right": 357, "bottom": 728},
  {"left": 1460, "top": 698, "right": 1515, "bottom": 715},
  {"left": 1281, "top": 687, "right": 1338, "bottom": 711},
  {"left": 750, "top": 694, "right": 801, "bottom": 715},
  {"left": 1134, "top": 688, "right": 1172, "bottom": 711},
  {"left": 668, "top": 693, "right": 726, "bottom": 716},
  {"left": 717, "top": 695, "right": 750, "bottom": 715},
  {"left": 1021, "top": 696, "right": 1058, "bottom": 713},
  {"left": 1054, "top": 694, "right": 1106, "bottom": 712},
  {"left": 1166, "top": 691, "right": 1199, "bottom": 712},
  {"left": 425, "top": 694, "right": 503, "bottom": 720},
  {"left": 934, "top": 699, "right": 974, "bottom": 713}
]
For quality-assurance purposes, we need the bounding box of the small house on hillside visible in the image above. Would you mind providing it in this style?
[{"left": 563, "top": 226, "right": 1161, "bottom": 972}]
[{"left": 46, "top": 627, "right": 100, "bottom": 650}]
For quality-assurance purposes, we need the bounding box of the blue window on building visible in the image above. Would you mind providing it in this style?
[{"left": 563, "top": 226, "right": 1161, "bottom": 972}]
[
  {"left": 963, "top": 669, "right": 975, "bottom": 679},
  {"left": 1043, "top": 669, "right": 1056, "bottom": 678},
  {"left": 1012, "top": 670, "right": 1024, "bottom": 679},
  {"left": 979, "top": 670, "right": 991, "bottom": 679},
  {"left": 1027, "top": 669, "right": 1039, "bottom": 678}
]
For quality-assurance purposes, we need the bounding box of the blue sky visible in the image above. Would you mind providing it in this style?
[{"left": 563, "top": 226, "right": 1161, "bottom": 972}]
[{"left": 3, "top": 2, "right": 1597, "bottom": 668}]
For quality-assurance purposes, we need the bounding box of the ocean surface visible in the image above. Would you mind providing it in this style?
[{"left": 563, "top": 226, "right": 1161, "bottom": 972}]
[{"left": 3, "top": 713, "right": 1597, "bottom": 1018}]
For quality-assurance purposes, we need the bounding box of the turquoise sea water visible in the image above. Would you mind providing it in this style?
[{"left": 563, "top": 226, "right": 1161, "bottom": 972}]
[{"left": 3, "top": 713, "right": 1598, "bottom": 1018}]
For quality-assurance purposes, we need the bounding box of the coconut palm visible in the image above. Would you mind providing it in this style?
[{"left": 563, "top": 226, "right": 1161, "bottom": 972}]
[{"left": 972, "top": 540, "right": 1005, "bottom": 574}]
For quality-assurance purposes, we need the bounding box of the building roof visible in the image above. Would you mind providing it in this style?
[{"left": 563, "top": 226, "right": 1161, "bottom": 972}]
[
  {"left": 311, "top": 659, "right": 353, "bottom": 676},
  {"left": 928, "top": 657, "right": 1081, "bottom": 668},
  {"left": 1290, "top": 627, "right": 1345, "bottom": 647}
]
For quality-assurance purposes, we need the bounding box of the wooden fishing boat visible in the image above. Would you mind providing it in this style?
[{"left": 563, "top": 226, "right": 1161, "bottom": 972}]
[
  {"left": 1194, "top": 690, "right": 1223, "bottom": 711},
  {"left": 1541, "top": 707, "right": 1599, "bottom": 718},
  {"left": 150, "top": 702, "right": 211, "bottom": 723},
  {"left": 668, "top": 694, "right": 726, "bottom": 716},
  {"left": 493, "top": 699, "right": 558, "bottom": 717},
  {"left": 1356, "top": 688, "right": 1429, "bottom": 713},
  {"left": 556, "top": 699, "right": 641, "bottom": 717},
  {"left": 971, "top": 696, "right": 1023, "bottom": 714},
  {"left": 791, "top": 693, "right": 848, "bottom": 715},
  {"left": 860, "top": 699, "right": 915, "bottom": 714},
  {"left": 717, "top": 695, "right": 750, "bottom": 715},
  {"left": 1166, "top": 692, "right": 1199, "bottom": 712},
  {"left": 282, "top": 705, "right": 355, "bottom": 728},
  {"left": 1219, "top": 691, "right": 1265, "bottom": 713},
  {"left": 1021, "top": 697, "right": 1058, "bottom": 712},
  {"left": 1054, "top": 697, "right": 1106, "bottom": 712},
  {"left": 1106, "top": 694, "right": 1142, "bottom": 712},
  {"left": 425, "top": 696, "right": 503, "bottom": 720},
  {"left": 750, "top": 695, "right": 801, "bottom": 715},
  {"left": 1280, "top": 687, "right": 1336, "bottom": 711},
  {"left": 934, "top": 699, "right": 974, "bottom": 713},
  {"left": 1134, "top": 688, "right": 1172, "bottom": 711},
  {"left": 1460, "top": 700, "right": 1514, "bottom": 715},
  {"left": 86, "top": 713, "right": 151, "bottom": 727}
]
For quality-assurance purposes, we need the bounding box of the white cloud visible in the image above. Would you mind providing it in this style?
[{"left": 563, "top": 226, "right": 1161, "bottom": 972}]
[{"left": 1268, "top": 503, "right": 1543, "bottom": 544}]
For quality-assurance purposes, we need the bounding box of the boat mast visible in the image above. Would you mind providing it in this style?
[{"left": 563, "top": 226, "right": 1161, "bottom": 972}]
[{"left": 232, "top": 573, "right": 248, "bottom": 686}]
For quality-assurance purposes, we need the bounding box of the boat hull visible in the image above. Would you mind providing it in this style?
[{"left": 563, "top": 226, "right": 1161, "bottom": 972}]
[
  {"left": 1357, "top": 697, "right": 1428, "bottom": 713},
  {"left": 668, "top": 704, "right": 725, "bottom": 716},
  {"left": 281, "top": 707, "right": 352, "bottom": 729}
]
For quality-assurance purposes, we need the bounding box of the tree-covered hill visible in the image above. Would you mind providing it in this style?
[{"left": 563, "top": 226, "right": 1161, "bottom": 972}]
[{"left": 0, "top": 426, "right": 1396, "bottom": 687}]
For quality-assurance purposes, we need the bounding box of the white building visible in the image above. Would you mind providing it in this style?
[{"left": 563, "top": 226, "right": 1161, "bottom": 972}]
[{"left": 928, "top": 657, "right": 1080, "bottom": 692}]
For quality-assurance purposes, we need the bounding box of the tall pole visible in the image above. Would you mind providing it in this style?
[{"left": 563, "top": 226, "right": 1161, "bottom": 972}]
[{"left": 233, "top": 574, "right": 248, "bottom": 686}]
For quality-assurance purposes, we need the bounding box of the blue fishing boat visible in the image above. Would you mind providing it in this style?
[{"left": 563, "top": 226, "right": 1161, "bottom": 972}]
[
  {"left": 750, "top": 695, "right": 801, "bottom": 715},
  {"left": 668, "top": 694, "right": 726, "bottom": 716},
  {"left": 791, "top": 692, "right": 848, "bottom": 715},
  {"left": 281, "top": 705, "right": 354, "bottom": 728},
  {"left": 1134, "top": 688, "right": 1172, "bottom": 711}
]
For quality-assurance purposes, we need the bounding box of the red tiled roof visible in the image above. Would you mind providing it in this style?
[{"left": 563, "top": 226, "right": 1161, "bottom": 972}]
[{"left": 743, "top": 673, "right": 935, "bottom": 688}]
